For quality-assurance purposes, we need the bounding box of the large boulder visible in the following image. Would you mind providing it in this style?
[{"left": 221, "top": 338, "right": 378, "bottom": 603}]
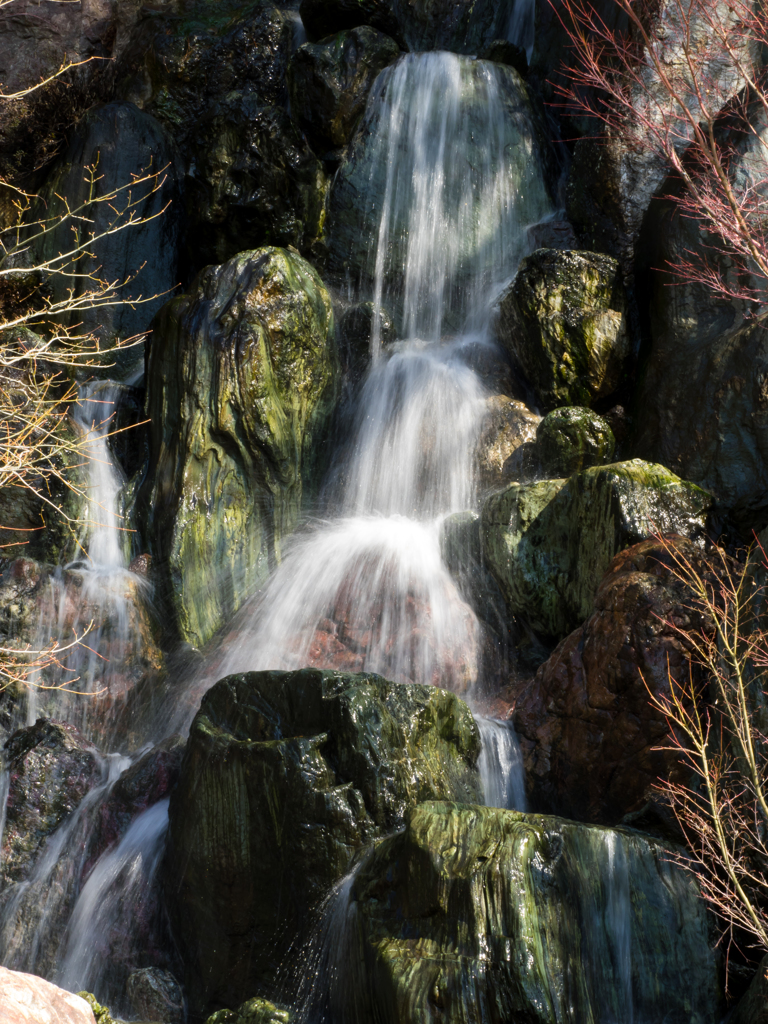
[
  {"left": 308, "top": 801, "right": 719, "bottom": 1024},
  {"left": 0, "top": 966, "right": 97, "bottom": 1024},
  {"left": 121, "top": 2, "right": 292, "bottom": 146},
  {"left": 136, "top": 247, "right": 338, "bottom": 649},
  {"left": 495, "top": 248, "right": 629, "bottom": 410},
  {"left": 634, "top": 199, "right": 768, "bottom": 534},
  {"left": 31, "top": 102, "right": 181, "bottom": 361},
  {"left": 184, "top": 97, "right": 327, "bottom": 269},
  {"left": 513, "top": 537, "right": 712, "bottom": 824},
  {"left": 480, "top": 459, "right": 712, "bottom": 639},
  {"left": 288, "top": 27, "right": 400, "bottom": 154},
  {"left": 164, "top": 668, "right": 482, "bottom": 1015},
  {"left": 475, "top": 396, "right": 540, "bottom": 492},
  {"left": 1, "top": 719, "right": 101, "bottom": 887},
  {"left": 535, "top": 405, "right": 615, "bottom": 477}
]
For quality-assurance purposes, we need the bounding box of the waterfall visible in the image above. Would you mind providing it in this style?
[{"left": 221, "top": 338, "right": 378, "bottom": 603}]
[
  {"left": 206, "top": 52, "right": 551, "bottom": 702},
  {"left": 508, "top": 0, "right": 536, "bottom": 61},
  {"left": 476, "top": 717, "right": 527, "bottom": 811}
]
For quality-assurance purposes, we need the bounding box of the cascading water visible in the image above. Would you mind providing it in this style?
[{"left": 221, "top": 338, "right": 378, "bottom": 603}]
[{"left": 476, "top": 717, "right": 527, "bottom": 811}]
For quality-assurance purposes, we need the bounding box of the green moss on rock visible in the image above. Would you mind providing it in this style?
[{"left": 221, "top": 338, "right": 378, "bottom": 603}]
[
  {"left": 481, "top": 458, "right": 712, "bottom": 638},
  {"left": 136, "top": 247, "right": 339, "bottom": 649},
  {"left": 165, "top": 668, "right": 482, "bottom": 1015},
  {"left": 331, "top": 802, "right": 719, "bottom": 1024},
  {"left": 205, "top": 997, "right": 291, "bottom": 1024},
  {"left": 495, "top": 248, "right": 629, "bottom": 410},
  {"left": 536, "top": 405, "right": 615, "bottom": 477}
]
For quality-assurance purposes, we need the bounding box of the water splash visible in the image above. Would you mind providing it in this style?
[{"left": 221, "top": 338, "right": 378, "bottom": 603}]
[{"left": 476, "top": 717, "right": 527, "bottom": 811}]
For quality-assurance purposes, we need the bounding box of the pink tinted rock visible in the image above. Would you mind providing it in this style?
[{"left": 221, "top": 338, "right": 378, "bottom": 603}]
[{"left": 0, "top": 966, "right": 96, "bottom": 1024}]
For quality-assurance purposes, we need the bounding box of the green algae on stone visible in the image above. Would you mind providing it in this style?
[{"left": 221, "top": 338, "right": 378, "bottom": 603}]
[
  {"left": 481, "top": 459, "right": 712, "bottom": 638},
  {"left": 165, "top": 668, "right": 482, "bottom": 1015},
  {"left": 136, "top": 248, "right": 338, "bottom": 649},
  {"left": 205, "top": 997, "right": 291, "bottom": 1024},
  {"left": 495, "top": 248, "right": 629, "bottom": 410},
  {"left": 536, "top": 405, "right": 615, "bottom": 478},
  {"left": 335, "top": 802, "right": 718, "bottom": 1024}
]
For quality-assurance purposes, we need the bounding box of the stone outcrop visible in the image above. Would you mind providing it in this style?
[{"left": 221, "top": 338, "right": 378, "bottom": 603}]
[
  {"left": 164, "top": 668, "right": 482, "bottom": 1015},
  {"left": 315, "top": 802, "right": 718, "bottom": 1024},
  {"left": 0, "top": 966, "right": 97, "bottom": 1024},
  {"left": 184, "top": 96, "right": 327, "bottom": 269},
  {"left": 475, "top": 396, "right": 539, "bottom": 492},
  {"left": 535, "top": 406, "right": 616, "bottom": 477},
  {"left": 136, "top": 247, "right": 338, "bottom": 649},
  {"left": 513, "top": 537, "right": 712, "bottom": 824},
  {"left": 288, "top": 27, "right": 400, "bottom": 155},
  {"left": 495, "top": 248, "right": 629, "bottom": 410},
  {"left": 481, "top": 459, "right": 711, "bottom": 639}
]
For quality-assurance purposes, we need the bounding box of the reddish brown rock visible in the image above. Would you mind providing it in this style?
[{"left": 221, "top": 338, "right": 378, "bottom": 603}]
[
  {"left": 512, "top": 536, "right": 712, "bottom": 825},
  {"left": 0, "top": 965, "right": 96, "bottom": 1024}
]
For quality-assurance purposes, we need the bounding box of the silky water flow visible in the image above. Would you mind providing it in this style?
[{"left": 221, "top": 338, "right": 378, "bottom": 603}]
[{"left": 0, "top": 50, "right": 651, "bottom": 1022}]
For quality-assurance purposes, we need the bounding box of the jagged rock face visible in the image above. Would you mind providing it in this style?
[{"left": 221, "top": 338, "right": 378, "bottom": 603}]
[
  {"left": 31, "top": 102, "right": 181, "bottom": 361},
  {"left": 1, "top": 719, "right": 101, "bottom": 887},
  {"left": 495, "top": 248, "right": 629, "bottom": 411},
  {"left": 288, "top": 27, "right": 400, "bottom": 154},
  {"left": 730, "top": 954, "right": 768, "bottom": 1024},
  {"left": 513, "top": 537, "right": 712, "bottom": 825},
  {"left": 0, "top": 966, "right": 97, "bottom": 1024},
  {"left": 480, "top": 459, "right": 712, "bottom": 639},
  {"left": 634, "top": 198, "right": 768, "bottom": 535},
  {"left": 164, "top": 668, "right": 482, "bottom": 1015},
  {"left": 322, "top": 802, "right": 718, "bottom": 1024},
  {"left": 137, "top": 247, "right": 338, "bottom": 649},
  {"left": 184, "top": 97, "right": 327, "bottom": 269},
  {"left": 121, "top": 1, "right": 292, "bottom": 146}
]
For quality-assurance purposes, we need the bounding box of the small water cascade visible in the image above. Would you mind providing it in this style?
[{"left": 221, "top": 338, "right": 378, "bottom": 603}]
[
  {"left": 507, "top": 0, "right": 536, "bottom": 61},
  {"left": 58, "top": 799, "right": 171, "bottom": 1010},
  {"left": 476, "top": 717, "right": 527, "bottom": 811}
]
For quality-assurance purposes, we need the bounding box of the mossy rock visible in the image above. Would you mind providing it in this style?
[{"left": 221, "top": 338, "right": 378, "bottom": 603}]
[
  {"left": 78, "top": 992, "right": 115, "bottom": 1024},
  {"left": 205, "top": 997, "right": 291, "bottom": 1024},
  {"left": 320, "top": 802, "right": 719, "bottom": 1024},
  {"left": 536, "top": 405, "right": 615, "bottom": 477},
  {"left": 495, "top": 248, "right": 629, "bottom": 410},
  {"left": 136, "top": 247, "right": 339, "bottom": 649},
  {"left": 165, "top": 668, "right": 482, "bottom": 1015},
  {"left": 480, "top": 458, "right": 712, "bottom": 638}
]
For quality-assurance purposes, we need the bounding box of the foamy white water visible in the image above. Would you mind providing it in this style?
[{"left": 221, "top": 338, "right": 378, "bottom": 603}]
[{"left": 477, "top": 717, "right": 528, "bottom": 810}]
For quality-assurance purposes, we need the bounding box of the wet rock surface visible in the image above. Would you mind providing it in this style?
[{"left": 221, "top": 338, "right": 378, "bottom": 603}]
[
  {"left": 730, "top": 954, "right": 768, "bottom": 1024},
  {"left": 512, "top": 537, "right": 712, "bottom": 824},
  {"left": 1, "top": 719, "right": 100, "bottom": 887},
  {"left": 475, "top": 396, "right": 540, "bottom": 492},
  {"left": 0, "top": 966, "right": 97, "bottom": 1024},
  {"left": 288, "top": 27, "right": 400, "bottom": 154},
  {"left": 481, "top": 459, "right": 712, "bottom": 640},
  {"left": 205, "top": 996, "right": 290, "bottom": 1024},
  {"left": 495, "top": 248, "right": 629, "bottom": 411},
  {"left": 165, "top": 668, "right": 482, "bottom": 1015},
  {"left": 136, "top": 246, "right": 338, "bottom": 649},
  {"left": 126, "top": 967, "right": 184, "bottom": 1024},
  {"left": 328, "top": 801, "right": 718, "bottom": 1024},
  {"left": 535, "top": 406, "right": 616, "bottom": 478},
  {"left": 184, "top": 97, "right": 327, "bottom": 270}
]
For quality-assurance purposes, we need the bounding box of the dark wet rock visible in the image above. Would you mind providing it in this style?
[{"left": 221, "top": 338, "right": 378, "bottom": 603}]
[
  {"left": 394, "top": 0, "right": 515, "bottom": 54},
  {"left": 137, "top": 247, "right": 338, "bottom": 649},
  {"left": 128, "top": 553, "right": 151, "bottom": 577},
  {"left": 479, "top": 38, "right": 528, "bottom": 75},
  {"left": 184, "top": 97, "right": 327, "bottom": 269},
  {"left": 730, "top": 955, "right": 768, "bottom": 1024},
  {"left": 481, "top": 459, "right": 712, "bottom": 639},
  {"left": 634, "top": 202, "right": 768, "bottom": 535},
  {"left": 495, "top": 248, "right": 629, "bottom": 411},
  {"left": 165, "top": 667, "right": 482, "bottom": 1015},
  {"left": 299, "top": 0, "right": 403, "bottom": 45},
  {"left": 337, "top": 301, "right": 395, "bottom": 381},
  {"left": 536, "top": 406, "right": 615, "bottom": 478},
  {"left": 329, "top": 801, "right": 719, "bottom": 1024},
  {"left": 84, "top": 737, "right": 184, "bottom": 876},
  {"left": 1, "top": 719, "right": 101, "bottom": 887},
  {"left": 31, "top": 102, "right": 181, "bottom": 362},
  {"left": 526, "top": 215, "right": 580, "bottom": 252},
  {"left": 513, "top": 537, "right": 712, "bottom": 824},
  {"left": 475, "top": 396, "right": 539, "bottom": 491},
  {"left": 121, "top": 2, "right": 292, "bottom": 147},
  {"left": 0, "top": 966, "right": 98, "bottom": 1024},
  {"left": 126, "top": 968, "right": 184, "bottom": 1024},
  {"left": 108, "top": 383, "right": 148, "bottom": 481},
  {"left": 288, "top": 27, "right": 400, "bottom": 154}
]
